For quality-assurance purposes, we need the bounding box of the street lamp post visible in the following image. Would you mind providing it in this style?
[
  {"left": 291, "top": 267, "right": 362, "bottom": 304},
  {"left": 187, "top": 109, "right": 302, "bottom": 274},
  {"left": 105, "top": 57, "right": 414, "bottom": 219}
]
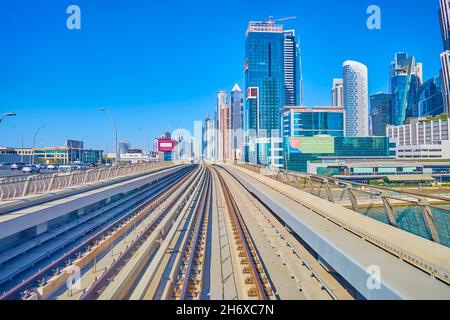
[
  {"left": 0, "top": 112, "right": 16, "bottom": 123},
  {"left": 100, "top": 108, "right": 118, "bottom": 164},
  {"left": 11, "top": 126, "right": 24, "bottom": 163},
  {"left": 32, "top": 126, "right": 46, "bottom": 165}
]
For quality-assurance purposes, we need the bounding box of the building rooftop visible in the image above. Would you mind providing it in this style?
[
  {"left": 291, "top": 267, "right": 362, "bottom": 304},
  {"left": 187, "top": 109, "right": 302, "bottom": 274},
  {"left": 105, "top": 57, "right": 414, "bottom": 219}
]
[
  {"left": 231, "top": 83, "right": 242, "bottom": 92},
  {"left": 283, "top": 106, "right": 344, "bottom": 112},
  {"left": 246, "top": 21, "right": 284, "bottom": 35}
]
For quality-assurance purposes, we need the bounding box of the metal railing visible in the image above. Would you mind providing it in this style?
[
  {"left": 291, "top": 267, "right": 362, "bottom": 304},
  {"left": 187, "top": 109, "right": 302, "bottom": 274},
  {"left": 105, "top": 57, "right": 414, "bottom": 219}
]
[
  {"left": 0, "top": 162, "right": 175, "bottom": 201},
  {"left": 236, "top": 162, "right": 450, "bottom": 247}
]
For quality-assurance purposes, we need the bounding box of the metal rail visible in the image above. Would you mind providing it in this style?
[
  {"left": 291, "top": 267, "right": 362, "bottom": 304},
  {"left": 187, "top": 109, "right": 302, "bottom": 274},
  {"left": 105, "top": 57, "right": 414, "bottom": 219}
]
[
  {"left": 0, "top": 166, "right": 195, "bottom": 300},
  {"left": 238, "top": 162, "right": 450, "bottom": 247},
  {"left": 178, "top": 169, "right": 212, "bottom": 300},
  {"left": 79, "top": 167, "right": 202, "bottom": 300},
  {"left": 234, "top": 163, "right": 450, "bottom": 285},
  {"left": 0, "top": 162, "right": 174, "bottom": 201},
  {"left": 213, "top": 165, "right": 271, "bottom": 300}
]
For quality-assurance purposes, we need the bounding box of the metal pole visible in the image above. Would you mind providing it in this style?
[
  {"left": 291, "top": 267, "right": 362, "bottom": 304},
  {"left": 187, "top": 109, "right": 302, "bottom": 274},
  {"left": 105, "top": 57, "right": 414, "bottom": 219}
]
[
  {"left": 32, "top": 126, "right": 45, "bottom": 165},
  {"left": 100, "top": 109, "right": 118, "bottom": 164}
]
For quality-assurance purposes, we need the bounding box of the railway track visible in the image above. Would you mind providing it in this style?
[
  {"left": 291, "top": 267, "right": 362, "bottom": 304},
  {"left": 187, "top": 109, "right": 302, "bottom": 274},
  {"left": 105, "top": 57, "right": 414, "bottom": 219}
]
[
  {"left": 0, "top": 165, "right": 196, "bottom": 300},
  {"left": 173, "top": 169, "right": 212, "bottom": 300},
  {"left": 211, "top": 165, "right": 274, "bottom": 300},
  {"left": 92, "top": 166, "right": 206, "bottom": 300}
]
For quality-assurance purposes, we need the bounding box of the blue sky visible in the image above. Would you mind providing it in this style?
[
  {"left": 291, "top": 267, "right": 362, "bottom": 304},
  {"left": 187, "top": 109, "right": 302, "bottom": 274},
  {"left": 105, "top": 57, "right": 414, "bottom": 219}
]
[{"left": 0, "top": 0, "right": 443, "bottom": 151}]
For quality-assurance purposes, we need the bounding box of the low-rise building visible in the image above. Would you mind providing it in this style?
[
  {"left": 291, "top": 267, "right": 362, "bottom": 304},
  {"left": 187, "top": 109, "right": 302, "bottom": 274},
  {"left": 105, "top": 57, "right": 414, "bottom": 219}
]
[
  {"left": 245, "top": 137, "right": 283, "bottom": 169},
  {"left": 387, "top": 116, "right": 450, "bottom": 159},
  {"left": 15, "top": 147, "right": 103, "bottom": 164},
  {"left": 285, "top": 136, "right": 394, "bottom": 172}
]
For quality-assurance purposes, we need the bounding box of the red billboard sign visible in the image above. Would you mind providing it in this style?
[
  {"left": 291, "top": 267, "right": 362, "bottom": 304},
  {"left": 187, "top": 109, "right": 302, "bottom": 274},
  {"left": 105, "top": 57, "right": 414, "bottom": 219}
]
[{"left": 157, "top": 138, "right": 175, "bottom": 152}]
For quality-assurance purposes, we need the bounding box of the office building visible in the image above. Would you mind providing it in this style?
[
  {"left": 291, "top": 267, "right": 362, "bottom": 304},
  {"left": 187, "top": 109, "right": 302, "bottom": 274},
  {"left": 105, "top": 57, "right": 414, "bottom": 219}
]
[
  {"left": 440, "top": 51, "right": 450, "bottom": 113},
  {"left": 246, "top": 137, "right": 283, "bottom": 169},
  {"left": 332, "top": 79, "right": 344, "bottom": 107},
  {"left": 370, "top": 93, "right": 392, "bottom": 136},
  {"left": 216, "top": 91, "right": 227, "bottom": 160},
  {"left": 245, "top": 20, "right": 285, "bottom": 139},
  {"left": 343, "top": 61, "right": 369, "bottom": 137},
  {"left": 282, "top": 106, "right": 344, "bottom": 138},
  {"left": 230, "top": 84, "right": 244, "bottom": 160},
  {"left": 15, "top": 147, "right": 103, "bottom": 164},
  {"left": 284, "top": 30, "right": 299, "bottom": 106},
  {"left": 387, "top": 116, "right": 450, "bottom": 159},
  {"left": 219, "top": 104, "right": 231, "bottom": 162},
  {"left": 118, "top": 141, "right": 130, "bottom": 155},
  {"left": 0, "top": 147, "right": 36, "bottom": 164},
  {"left": 285, "top": 136, "right": 392, "bottom": 172},
  {"left": 390, "top": 53, "right": 423, "bottom": 124},
  {"left": 440, "top": 0, "right": 450, "bottom": 51},
  {"left": 418, "top": 76, "right": 445, "bottom": 117},
  {"left": 204, "top": 116, "right": 216, "bottom": 161}
]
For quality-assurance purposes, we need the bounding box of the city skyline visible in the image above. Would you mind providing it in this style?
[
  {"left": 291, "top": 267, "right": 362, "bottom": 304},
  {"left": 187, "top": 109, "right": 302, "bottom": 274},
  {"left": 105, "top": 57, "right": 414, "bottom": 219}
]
[{"left": 0, "top": 0, "right": 443, "bottom": 151}]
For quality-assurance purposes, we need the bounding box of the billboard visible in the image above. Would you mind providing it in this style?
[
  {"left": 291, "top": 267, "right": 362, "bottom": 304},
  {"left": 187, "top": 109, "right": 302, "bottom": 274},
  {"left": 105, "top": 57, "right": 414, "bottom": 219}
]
[
  {"left": 289, "top": 136, "right": 335, "bottom": 154},
  {"left": 157, "top": 139, "right": 175, "bottom": 152}
]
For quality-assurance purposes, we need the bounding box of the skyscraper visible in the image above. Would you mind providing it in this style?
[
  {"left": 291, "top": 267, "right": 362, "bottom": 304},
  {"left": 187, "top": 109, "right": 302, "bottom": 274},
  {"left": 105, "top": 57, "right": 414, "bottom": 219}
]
[
  {"left": 332, "top": 78, "right": 344, "bottom": 107},
  {"left": 245, "top": 20, "right": 285, "bottom": 139},
  {"left": 440, "top": 0, "right": 450, "bottom": 51},
  {"left": 284, "top": 30, "right": 299, "bottom": 106},
  {"left": 118, "top": 141, "right": 130, "bottom": 155},
  {"left": 441, "top": 51, "right": 450, "bottom": 114},
  {"left": 370, "top": 93, "right": 392, "bottom": 136},
  {"left": 230, "top": 84, "right": 244, "bottom": 159},
  {"left": 216, "top": 90, "right": 227, "bottom": 161},
  {"left": 390, "top": 53, "right": 423, "bottom": 124},
  {"left": 418, "top": 76, "right": 445, "bottom": 117},
  {"left": 440, "top": 0, "right": 450, "bottom": 113},
  {"left": 203, "top": 116, "right": 216, "bottom": 161},
  {"left": 219, "top": 104, "right": 231, "bottom": 162},
  {"left": 343, "top": 61, "right": 369, "bottom": 137}
]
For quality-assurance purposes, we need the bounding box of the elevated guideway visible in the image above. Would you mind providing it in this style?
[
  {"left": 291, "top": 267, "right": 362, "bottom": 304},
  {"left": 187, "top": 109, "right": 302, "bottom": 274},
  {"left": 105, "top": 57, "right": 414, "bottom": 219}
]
[
  {"left": 0, "top": 163, "right": 191, "bottom": 252},
  {"left": 222, "top": 164, "right": 450, "bottom": 300}
]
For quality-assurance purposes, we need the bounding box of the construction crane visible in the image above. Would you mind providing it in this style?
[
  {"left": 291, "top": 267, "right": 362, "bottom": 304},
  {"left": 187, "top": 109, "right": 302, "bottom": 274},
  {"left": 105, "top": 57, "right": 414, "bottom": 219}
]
[{"left": 268, "top": 16, "right": 297, "bottom": 24}]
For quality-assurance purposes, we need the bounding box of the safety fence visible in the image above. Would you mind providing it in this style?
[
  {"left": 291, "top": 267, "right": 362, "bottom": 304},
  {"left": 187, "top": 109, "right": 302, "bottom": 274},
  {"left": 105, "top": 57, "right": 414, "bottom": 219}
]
[
  {"left": 237, "top": 162, "right": 450, "bottom": 247},
  {"left": 0, "top": 162, "right": 175, "bottom": 201}
]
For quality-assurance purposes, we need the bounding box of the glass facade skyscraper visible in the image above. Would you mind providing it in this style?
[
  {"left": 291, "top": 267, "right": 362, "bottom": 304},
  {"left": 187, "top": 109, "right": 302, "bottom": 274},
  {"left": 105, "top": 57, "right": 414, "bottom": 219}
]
[
  {"left": 245, "top": 21, "right": 285, "bottom": 138},
  {"left": 370, "top": 93, "right": 392, "bottom": 136},
  {"left": 418, "top": 76, "right": 444, "bottom": 117},
  {"left": 390, "top": 53, "right": 423, "bottom": 125},
  {"left": 282, "top": 106, "right": 344, "bottom": 138}
]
